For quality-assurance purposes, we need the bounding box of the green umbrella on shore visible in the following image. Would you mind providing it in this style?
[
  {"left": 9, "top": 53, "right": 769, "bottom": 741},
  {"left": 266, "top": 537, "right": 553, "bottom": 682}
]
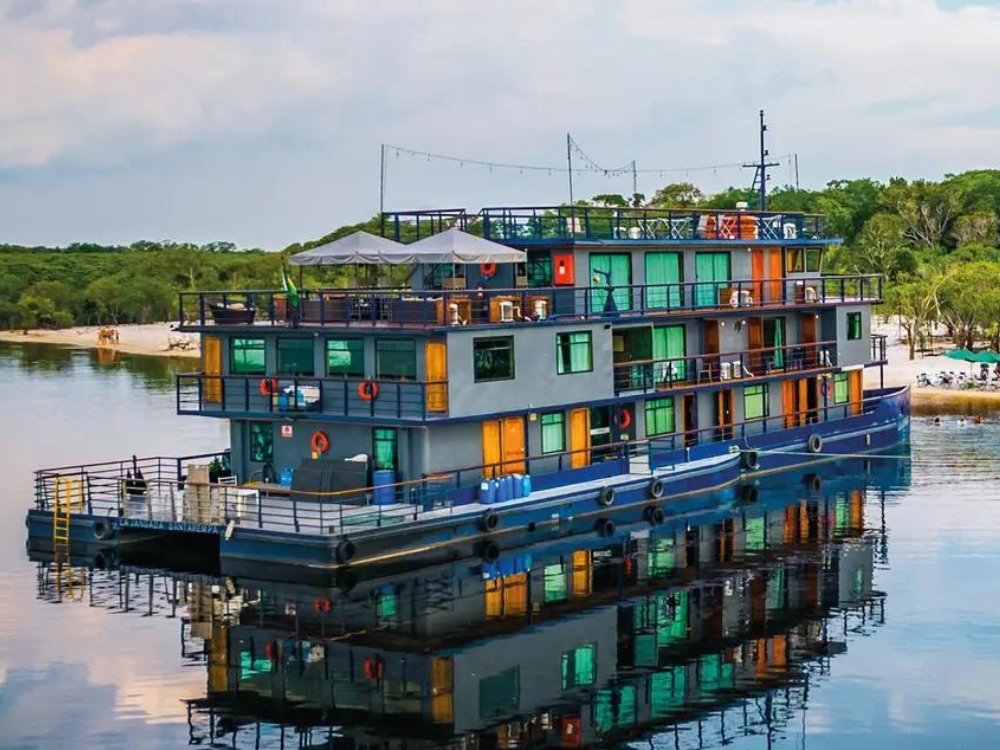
[
  {"left": 971, "top": 349, "right": 1000, "bottom": 364},
  {"left": 945, "top": 348, "right": 976, "bottom": 362}
]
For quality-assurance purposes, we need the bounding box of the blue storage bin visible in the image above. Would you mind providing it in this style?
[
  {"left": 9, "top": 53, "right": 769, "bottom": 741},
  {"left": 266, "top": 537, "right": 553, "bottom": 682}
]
[
  {"left": 521, "top": 474, "right": 532, "bottom": 497},
  {"left": 511, "top": 473, "right": 523, "bottom": 499},
  {"left": 497, "top": 476, "right": 511, "bottom": 502},
  {"left": 479, "top": 479, "right": 496, "bottom": 504},
  {"left": 372, "top": 470, "right": 396, "bottom": 505},
  {"left": 279, "top": 465, "right": 294, "bottom": 488}
]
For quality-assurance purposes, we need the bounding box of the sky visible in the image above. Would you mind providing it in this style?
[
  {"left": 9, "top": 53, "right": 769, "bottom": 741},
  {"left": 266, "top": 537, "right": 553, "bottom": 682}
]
[{"left": 3, "top": 0, "right": 1000, "bottom": 249}]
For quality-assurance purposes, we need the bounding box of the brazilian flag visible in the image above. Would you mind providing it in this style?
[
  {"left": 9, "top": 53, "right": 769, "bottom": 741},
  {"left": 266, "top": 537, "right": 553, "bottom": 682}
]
[{"left": 281, "top": 266, "right": 300, "bottom": 308}]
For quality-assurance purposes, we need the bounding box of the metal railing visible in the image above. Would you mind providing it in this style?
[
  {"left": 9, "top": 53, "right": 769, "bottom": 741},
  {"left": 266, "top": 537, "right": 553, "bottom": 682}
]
[
  {"left": 871, "top": 334, "right": 888, "bottom": 362},
  {"left": 614, "top": 340, "right": 839, "bottom": 394},
  {"left": 176, "top": 275, "right": 882, "bottom": 330},
  {"left": 176, "top": 375, "right": 448, "bottom": 420},
  {"left": 478, "top": 205, "right": 829, "bottom": 243}
]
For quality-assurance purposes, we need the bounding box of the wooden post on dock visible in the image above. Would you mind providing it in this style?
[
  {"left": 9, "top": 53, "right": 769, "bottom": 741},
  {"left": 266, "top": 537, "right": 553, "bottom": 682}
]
[{"left": 185, "top": 464, "right": 212, "bottom": 523}]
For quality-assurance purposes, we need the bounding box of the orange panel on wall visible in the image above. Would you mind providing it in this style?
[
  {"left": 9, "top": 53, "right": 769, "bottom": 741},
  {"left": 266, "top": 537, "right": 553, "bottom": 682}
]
[{"left": 554, "top": 253, "right": 575, "bottom": 286}]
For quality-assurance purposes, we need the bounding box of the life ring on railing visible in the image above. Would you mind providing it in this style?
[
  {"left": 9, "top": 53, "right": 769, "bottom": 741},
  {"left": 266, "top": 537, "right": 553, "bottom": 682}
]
[
  {"left": 480, "top": 262, "right": 497, "bottom": 278},
  {"left": 313, "top": 597, "right": 332, "bottom": 613},
  {"left": 820, "top": 378, "right": 832, "bottom": 398},
  {"left": 358, "top": 380, "right": 379, "bottom": 401},
  {"left": 310, "top": 430, "right": 330, "bottom": 455},
  {"left": 614, "top": 408, "right": 632, "bottom": 430},
  {"left": 259, "top": 378, "right": 278, "bottom": 397}
]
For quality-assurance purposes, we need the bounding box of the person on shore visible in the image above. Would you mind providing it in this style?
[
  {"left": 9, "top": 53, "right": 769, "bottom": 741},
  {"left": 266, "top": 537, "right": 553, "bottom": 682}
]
[
  {"left": 933, "top": 416, "right": 941, "bottom": 426},
  {"left": 957, "top": 416, "right": 967, "bottom": 426},
  {"left": 973, "top": 414, "right": 983, "bottom": 425}
]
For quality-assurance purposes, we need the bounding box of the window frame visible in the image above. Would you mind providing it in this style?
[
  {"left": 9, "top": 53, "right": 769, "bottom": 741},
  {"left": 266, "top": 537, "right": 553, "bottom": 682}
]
[
  {"left": 805, "top": 248, "right": 822, "bottom": 272},
  {"left": 784, "top": 249, "right": 805, "bottom": 274},
  {"left": 325, "top": 337, "right": 365, "bottom": 377},
  {"left": 556, "top": 331, "right": 594, "bottom": 375},
  {"left": 375, "top": 339, "right": 417, "bottom": 381},
  {"left": 540, "top": 412, "right": 566, "bottom": 454},
  {"left": 561, "top": 644, "right": 597, "bottom": 690},
  {"left": 644, "top": 397, "right": 676, "bottom": 437},
  {"left": 743, "top": 384, "right": 769, "bottom": 421},
  {"left": 373, "top": 427, "right": 398, "bottom": 471},
  {"left": 473, "top": 336, "right": 516, "bottom": 383},
  {"left": 833, "top": 372, "right": 849, "bottom": 404},
  {"left": 230, "top": 337, "right": 266, "bottom": 376},
  {"left": 275, "top": 337, "right": 315, "bottom": 376}
]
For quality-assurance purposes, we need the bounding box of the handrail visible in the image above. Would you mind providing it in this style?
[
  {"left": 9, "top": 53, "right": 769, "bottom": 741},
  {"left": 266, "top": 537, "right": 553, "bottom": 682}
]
[{"left": 176, "top": 274, "right": 882, "bottom": 330}]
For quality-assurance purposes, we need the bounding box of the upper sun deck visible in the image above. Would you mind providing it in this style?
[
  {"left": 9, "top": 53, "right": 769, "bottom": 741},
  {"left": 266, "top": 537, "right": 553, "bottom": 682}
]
[{"left": 382, "top": 205, "right": 835, "bottom": 246}]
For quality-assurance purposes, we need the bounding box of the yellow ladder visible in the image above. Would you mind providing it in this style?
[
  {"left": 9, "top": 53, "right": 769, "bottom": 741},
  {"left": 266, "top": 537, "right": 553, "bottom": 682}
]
[{"left": 52, "top": 478, "right": 86, "bottom": 601}]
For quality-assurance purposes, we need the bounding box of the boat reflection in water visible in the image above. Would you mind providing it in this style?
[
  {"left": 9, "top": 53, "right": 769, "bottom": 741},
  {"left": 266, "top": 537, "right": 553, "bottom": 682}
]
[{"left": 33, "top": 455, "right": 909, "bottom": 749}]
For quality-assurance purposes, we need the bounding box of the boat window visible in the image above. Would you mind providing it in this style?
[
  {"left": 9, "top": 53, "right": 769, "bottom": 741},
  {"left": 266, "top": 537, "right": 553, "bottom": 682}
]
[
  {"left": 556, "top": 331, "right": 593, "bottom": 375},
  {"left": 276, "top": 338, "right": 314, "bottom": 376},
  {"left": 376, "top": 339, "right": 416, "bottom": 380},
  {"left": 834, "top": 372, "right": 850, "bottom": 404},
  {"left": 847, "top": 312, "right": 863, "bottom": 340},
  {"left": 540, "top": 412, "right": 566, "bottom": 454},
  {"left": 473, "top": 337, "right": 515, "bottom": 382},
  {"left": 543, "top": 562, "right": 567, "bottom": 602},
  {"left": 805, "top": 248, "right": 822, "bottom": 272},
  {"left": 526, "top": 250, "right": 552, "bottom": 287},
  {"left": 326, "top": 338, "right": 364, "bottom": 377},
  {"left": 744, "top": 384, "right": 769, "bottom": 420},
  {"left": 230, "top": 337, "right": 266, "bottom": 375},
  {"left": 785, "top": 249, "right": 805, "bottom": 273},
  {"left": 645, "top": 398, "right": 676, "bottom": 437},
  {"left": 561, "top": 644, "right": 596, "bottom": 689},
  {"left": 479, "top": 667, "right": 520, "bottom": 719},
  {"left": 373, "top": 428, "right": 397, "bottom": 471}
]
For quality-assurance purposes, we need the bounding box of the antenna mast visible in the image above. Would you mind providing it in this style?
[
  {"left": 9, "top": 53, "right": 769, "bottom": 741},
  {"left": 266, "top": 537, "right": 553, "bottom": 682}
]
[{"left": 742, "top": 110, "right": 780, "bottom": 210}]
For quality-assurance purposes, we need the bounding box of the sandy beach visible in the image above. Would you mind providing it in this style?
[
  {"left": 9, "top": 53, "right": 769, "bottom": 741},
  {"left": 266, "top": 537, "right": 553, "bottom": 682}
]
[{"left": 0, "top": 323, "right": 200, "bottom": 359}]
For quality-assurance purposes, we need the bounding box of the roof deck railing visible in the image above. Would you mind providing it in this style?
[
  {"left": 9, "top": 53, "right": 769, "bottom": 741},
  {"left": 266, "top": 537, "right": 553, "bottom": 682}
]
[
  {"left": 177, "top": 274, "right": 881, "bottom": 331},
  {"left": 378, "top": 206, "right": 830, "bottom": 244}
]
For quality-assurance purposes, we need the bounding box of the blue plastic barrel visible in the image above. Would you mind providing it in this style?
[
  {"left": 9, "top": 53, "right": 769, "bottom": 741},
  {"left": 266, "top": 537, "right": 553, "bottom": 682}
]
[
  {"left": 372, "top": 470, "right": 396, "bottom": 505},
  {"left": 511, "top": 474, "right": 523, "bottom": 499},
  {"left": 496, "top": 476, "right": 509, "bottom": 503},
  {"left": 279, "top": 465, "right": 294, "bottom": 487},
  {"left": 521, "top": 474, "right": 532, "bottom": 497},
  {"left": 479, "top": 479, "right": 496, "bottom": 504}
]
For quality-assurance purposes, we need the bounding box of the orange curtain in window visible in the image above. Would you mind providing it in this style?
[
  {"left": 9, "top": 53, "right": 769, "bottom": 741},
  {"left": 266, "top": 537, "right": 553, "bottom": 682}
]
[
  {"left": 849, "top": 370, "right": 863, "bottom": 415},
  {"left": 568, "top": 408, "right": 590, "bottom": 469},
  {"left": 203, "top": 335, "right": 222, "bottom": 404},
  {"left": 430, "top": 657, "right": 454, "bottom": 723},
  {"left": 570, "top": 550, "right": 592, "bottom": 597}
]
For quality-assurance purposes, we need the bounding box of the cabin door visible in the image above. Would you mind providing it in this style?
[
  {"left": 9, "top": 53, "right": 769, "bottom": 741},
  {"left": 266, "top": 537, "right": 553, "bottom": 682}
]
[
  {"left": 766, "top": 248, "right": 784, "bottom": 302},
  {"left": 568, "top": 408, "right": 591, "bottom": 469},
  {"left": 482, "top": 417, "right": 526, "bottom": 477},
  {"left": 782, "top": 380, "right": 800, "bottom": 428},
  {"left": 682, "top": 394, "right": 698, "bottom": 447},
  {"left": 750, "top": 249, "right": 765, "bottom": 303},
  {"left": 716, "top": 389, "right": 734, "bottom": 441},
  {"left": 702, "top": 321, "right": 721, "bottom": 382},
  {"left": 425, "top": 341, "right": 448, "bottom": 413},
  {"left": 801, "top": 313, "right": 818, "bottom": 368},
  {"left": 747, "top": 318, "right": 764, "bottom": 375},
  {"left": 849, "top": 370, "right": 863, "bottom": 415},
  {"left": 203, "top": 335, "right": 222, "bottom": 405}
]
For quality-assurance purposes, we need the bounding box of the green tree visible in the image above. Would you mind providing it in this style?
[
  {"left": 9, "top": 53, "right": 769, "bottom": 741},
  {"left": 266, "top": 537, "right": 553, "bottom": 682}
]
[{"left": 649, "top": 182, "right": 703, "bottom": 208}]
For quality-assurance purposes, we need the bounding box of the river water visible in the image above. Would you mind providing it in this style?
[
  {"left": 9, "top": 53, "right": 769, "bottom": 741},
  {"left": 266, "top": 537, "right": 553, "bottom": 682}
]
[{"left": 1, "top": 342, "right": 999, "bottom": 749}]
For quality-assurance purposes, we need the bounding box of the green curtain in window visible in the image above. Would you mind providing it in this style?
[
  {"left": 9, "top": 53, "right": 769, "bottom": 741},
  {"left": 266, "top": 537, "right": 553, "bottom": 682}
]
[
  {"left": 744, "top": 385, "right": 767, "bottom": 420},
  {"left": 834, "top": 496, "right": 849, "bottom": 532},
  {"left": 479, "top": 667, "right": 520, "bottom": 718},
  {"left": 658, "top": 590, "right": 688, "bottom": 643},
  {"left": 745, "top": 517, "right": 765, "bottom": 550},
  {"left": 834, "top": 374, "right": 849, "bottom": 403},
  {"left": 594, "top": 685, "right": 637, "bottom": 732},
  {"left": 540, "top": 413, "right": 565, "bottom": 454},
  {"left": 766, "top": 567, "right": 786, "bottom": 611},
  {"left": 653, "top": 326, "right": 686, "bottom": 382},
  {"left": 645, "top": 252, "right": 681, "bottom": 310},
  {"left": 373, "top": 428, "right": 397, "bottom": 471},
  {"left": 694, "top": 253, "right": 730, "bottom": 307},
  {"left": 558, "top": 332, "right": 592, "bottom": 374},
  {"left": 650, "top": 667, "right": 686, "bottom": 717},
  {"left": 648, "top": 537, "right": 676, "bottom": 576},
  {"left": 543, "top": 563, "right": 567, "bottom": 602},
  {"left": 772, "top": 319, "right": 784, "bottom": 369},
  {"left": 645, "top": 398, "right": 675, "bottom": 437},
  {"left": 589, "top": 253, "right": 632, "bottom": 312},
  {"left": 699, "top": 654, "right": 722, "bottom": 693}
]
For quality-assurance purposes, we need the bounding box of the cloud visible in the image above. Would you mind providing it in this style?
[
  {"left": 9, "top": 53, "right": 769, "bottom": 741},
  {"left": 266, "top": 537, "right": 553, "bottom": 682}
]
[{"left": 2, "top": 0, "right": 1000, "bottom": 245}]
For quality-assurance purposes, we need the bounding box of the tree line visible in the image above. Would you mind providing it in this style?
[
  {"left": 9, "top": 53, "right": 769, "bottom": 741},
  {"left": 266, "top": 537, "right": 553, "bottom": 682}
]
[{"left": 4, "top": 171, "right": 1000, "bottom": 355}]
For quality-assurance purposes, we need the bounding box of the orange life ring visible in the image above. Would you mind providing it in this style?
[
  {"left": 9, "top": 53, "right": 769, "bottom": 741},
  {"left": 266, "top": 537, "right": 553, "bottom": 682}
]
[
  {"left": 480, "top": 262, "right": 497, "bottom": 278},
  {"left": 259, "top": 378, "right": 278, "bottom": 397},
  {"left": 265, "top": 641, "right": 278, "bottom": 661},
  {"left": 363, "top": 655, "right": 385, "bottom": 680},
  {"left": 310, "top": 430, "right": 330, "bottom": 455},
  {"left": 615, "top": 408, "right": 632, "bottom": 430},
  {"left": 313, "top": 597, "right": 331, "bottom": 613},
  {"left": 358, "top": 380, "right": 379, "bottom": 401}
]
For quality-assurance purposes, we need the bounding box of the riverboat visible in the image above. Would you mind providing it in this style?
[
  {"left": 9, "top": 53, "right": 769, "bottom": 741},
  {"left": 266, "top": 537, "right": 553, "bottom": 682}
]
[{"left": 25, "top": 201, "right": 909, "bottom": 572}]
